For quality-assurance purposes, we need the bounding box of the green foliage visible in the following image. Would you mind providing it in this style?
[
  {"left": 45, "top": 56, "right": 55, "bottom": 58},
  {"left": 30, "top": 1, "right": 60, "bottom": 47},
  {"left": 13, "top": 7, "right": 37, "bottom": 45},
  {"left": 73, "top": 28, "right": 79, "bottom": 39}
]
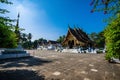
[
  {"left": 33, "top": 40, "right": 39, "bottom": 49},
  {"left": 0, "top": 26, "right": 17, "bottom": 48},
  {"left": 57, "top": 35, "right": 65, "bottom": 43},
  {"left": 21, "top": 33, "right": 27, "bottom": 43},
  {"left": 96, "top": 31, "right": 105, "bottom": 48},
  {"left": 90, "top": 0, "right": 120, "bottom": 15},
  {"left": 0, "top": 0, "right": 12, "bottom": 4},
  {"left": 89, "top": 31, "right": 105, "bottom": 48},
  {"left": 38, "top": 38, "right": 47, "bottom": 44},
  {"left": 14, "top": 26, "right": 21, "bottom": 43},
  {"left": 90, "top": 0, "right": 120, "bottom": 60},
  {"left": 21, "top": 33, "right": 33, "bottom": 49},
  {"left": 0, "top": 0, "right": 17, "bottom": 48},
  {"left": 104, "top": 15, "right": 120, "bottom": 60},
  {"left": 0, "top": 0, "right": 14, "bottom": 25},
  {"left": 22, "top": 41, "right": 33, "bottom": 49},
  {"left": 22, "top": 37, "right": 47, "bottom": 49},
  {"left": 28, "top": 33, "right": 32, "bottom": 41}
]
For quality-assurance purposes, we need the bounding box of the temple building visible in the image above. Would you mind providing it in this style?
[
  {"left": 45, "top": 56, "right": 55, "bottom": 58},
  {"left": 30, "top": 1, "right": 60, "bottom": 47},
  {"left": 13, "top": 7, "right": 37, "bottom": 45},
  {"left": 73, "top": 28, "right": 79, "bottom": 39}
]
[{"left": 62, "top": 27, "right": 92, "bottom": 48}]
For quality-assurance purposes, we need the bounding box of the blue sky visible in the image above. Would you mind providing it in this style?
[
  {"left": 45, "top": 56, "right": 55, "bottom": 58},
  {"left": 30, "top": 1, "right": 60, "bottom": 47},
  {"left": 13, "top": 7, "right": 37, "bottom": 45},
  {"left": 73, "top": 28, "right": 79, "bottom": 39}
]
[{"left": 1, "top": 0, "right": 109, "bottom": 41}]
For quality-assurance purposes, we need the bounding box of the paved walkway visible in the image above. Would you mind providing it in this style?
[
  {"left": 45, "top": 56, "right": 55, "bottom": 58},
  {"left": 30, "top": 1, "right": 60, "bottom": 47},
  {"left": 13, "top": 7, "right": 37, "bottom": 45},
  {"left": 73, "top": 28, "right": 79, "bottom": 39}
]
[{"left": 0, "top": 50, "right": 120, "bottom": 80}]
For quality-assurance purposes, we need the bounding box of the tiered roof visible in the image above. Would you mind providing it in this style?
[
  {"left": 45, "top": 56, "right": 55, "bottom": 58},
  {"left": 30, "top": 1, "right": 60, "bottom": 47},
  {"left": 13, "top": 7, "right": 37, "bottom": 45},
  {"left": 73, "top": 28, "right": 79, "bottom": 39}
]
[{"left": 62, "top": 27, "right": 92, "bottom": 46}]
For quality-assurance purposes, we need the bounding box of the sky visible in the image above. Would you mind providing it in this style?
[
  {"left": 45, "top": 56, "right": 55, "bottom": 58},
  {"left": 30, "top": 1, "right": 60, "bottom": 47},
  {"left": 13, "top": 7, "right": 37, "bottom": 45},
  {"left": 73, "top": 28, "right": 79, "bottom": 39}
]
[{"left": 1, "top": 0, "right": 109, "bottom": 41}]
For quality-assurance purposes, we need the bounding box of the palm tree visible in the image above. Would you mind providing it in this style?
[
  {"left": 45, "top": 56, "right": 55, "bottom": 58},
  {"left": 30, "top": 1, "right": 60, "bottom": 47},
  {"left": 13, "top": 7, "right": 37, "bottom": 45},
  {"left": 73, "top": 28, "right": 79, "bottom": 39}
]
[
  {"left": 28, "top": 33, "right": 32, "bottom": 41},
  {"left": 27, "top": 33, "right": 32, "bottom": 49},
  {"left": 21, "top": 33, "right": 27, "bottom": 43}
]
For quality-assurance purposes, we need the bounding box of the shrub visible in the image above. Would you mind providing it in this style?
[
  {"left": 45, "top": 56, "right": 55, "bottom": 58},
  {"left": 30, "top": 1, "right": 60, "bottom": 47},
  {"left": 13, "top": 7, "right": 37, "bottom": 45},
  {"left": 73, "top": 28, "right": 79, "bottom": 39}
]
[{"left": 104, "top": 15, "right": 120, "bottom": 60}]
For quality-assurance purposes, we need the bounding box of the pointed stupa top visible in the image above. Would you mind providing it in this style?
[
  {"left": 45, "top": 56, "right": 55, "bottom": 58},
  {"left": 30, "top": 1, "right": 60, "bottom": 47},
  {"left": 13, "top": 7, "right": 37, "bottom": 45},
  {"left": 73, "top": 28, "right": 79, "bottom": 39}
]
[
  {"left": 16, "top": 13, "right": 20, "bottom": 27},
  {"left": 18, "top": 12, "right": 20, "bottom": 18}
]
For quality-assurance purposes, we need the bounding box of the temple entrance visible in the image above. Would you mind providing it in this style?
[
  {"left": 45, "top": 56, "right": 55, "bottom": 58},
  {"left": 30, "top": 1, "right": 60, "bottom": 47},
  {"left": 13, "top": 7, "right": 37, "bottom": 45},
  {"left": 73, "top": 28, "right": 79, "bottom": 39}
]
[{"left": 68, "top": 40, "right": 74, "bottom": 48}]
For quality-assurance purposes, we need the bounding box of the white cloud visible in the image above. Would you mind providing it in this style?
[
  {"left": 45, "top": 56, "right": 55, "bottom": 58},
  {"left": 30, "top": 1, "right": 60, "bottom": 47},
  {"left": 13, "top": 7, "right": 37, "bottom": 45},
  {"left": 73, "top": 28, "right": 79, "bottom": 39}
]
[
  {"left": 6, "top": 0, "right": 48, "bottom": 40},
  {"left": 2, "top": 0, "right": 62, "bottom": 41},
  {"left": 16, "top": 4, "right": 30, "bottom": 15}
]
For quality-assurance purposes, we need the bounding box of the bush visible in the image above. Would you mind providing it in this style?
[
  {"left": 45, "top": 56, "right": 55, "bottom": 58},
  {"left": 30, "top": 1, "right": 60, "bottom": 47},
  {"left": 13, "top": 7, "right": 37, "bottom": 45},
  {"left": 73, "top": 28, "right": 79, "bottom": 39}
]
[
  {"left": 96, "top": 50, "right": 103, "bottom": 54},
  {"left": 0, "top": 26, "right": 17, "bottom": 48},
  {"left": 104, "top": 15, "right": 120, "bottom": 60}
]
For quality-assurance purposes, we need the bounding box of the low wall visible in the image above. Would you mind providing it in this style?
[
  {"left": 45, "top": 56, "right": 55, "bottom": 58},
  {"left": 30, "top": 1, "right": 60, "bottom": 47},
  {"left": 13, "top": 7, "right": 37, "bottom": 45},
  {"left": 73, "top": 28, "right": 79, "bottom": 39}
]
[
  {"left": 0, "top": 48, "right": 30, "bottom": 59},
  {"left": 62, "top": 49, "right": 79, "bottom": 53},
  {"left": 62, "top": 49, "right": 98, "bottom": 53}
]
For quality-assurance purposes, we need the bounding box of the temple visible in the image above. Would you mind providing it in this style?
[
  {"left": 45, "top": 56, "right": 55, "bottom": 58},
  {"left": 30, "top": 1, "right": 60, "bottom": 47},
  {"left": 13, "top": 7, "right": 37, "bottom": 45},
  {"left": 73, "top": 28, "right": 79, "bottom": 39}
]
[{"left": 62, "top": 27, "right": 92, "bottom": 48}]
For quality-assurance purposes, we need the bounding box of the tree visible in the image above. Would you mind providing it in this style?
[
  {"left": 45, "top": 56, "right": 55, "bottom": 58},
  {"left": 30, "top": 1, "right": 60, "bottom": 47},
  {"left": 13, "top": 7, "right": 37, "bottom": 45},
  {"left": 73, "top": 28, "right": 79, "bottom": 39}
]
[
  {"left": 22, "top": 33, "right": 35, "bottom": 49},
  {"left": 33, "top": 40, "right": 39, "bottom": 49},
  {"left": 97, "top": 31, "right": 105, "bottom": 48},
  {"left": 57, "top": 35, "right": 65, "bottom": 43},
  {"left": 89, "top": 32, "right": 98, "bottom": 41},
  {"left": 28, "top": 33, "right": 32, "bottom": 41},
  {"left": 89, "top": 32, "right": 105, "bottom": 48},
  {"left": 104, "top": 15, "right": 120, "bottom": 60},
  {"left": 89, "top": 32, "right": 98, "bottom": 47},
  {"left": 0, "top": 26, "right": 17, "bottom": 48},
  {"left": 90, "top": 0, "right": 120, "bottom": 15},
  {"left": 21, "top": 33, "right": 27, "bottom": 43},
  {"left": 0, "top": 0, "right": 17, "bottom": 48},
  {"left": 90, "top": 0, "right": 120, "bottom": 60},
  {"left": 38, "top": 38, "right": 44, "bottom": 42},
  {"left": 27, "top": 33, "right": 32, "bottom": 49}
]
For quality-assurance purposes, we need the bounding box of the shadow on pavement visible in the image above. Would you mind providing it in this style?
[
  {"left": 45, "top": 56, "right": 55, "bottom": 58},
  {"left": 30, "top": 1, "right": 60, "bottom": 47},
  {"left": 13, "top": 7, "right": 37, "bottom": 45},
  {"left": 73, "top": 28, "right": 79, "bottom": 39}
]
[
  {"left": 0, "top": 69, "right": 45, "bottom": 80},
  {"left": 0, "top": 56, "right": 52, "bottom": 68}
]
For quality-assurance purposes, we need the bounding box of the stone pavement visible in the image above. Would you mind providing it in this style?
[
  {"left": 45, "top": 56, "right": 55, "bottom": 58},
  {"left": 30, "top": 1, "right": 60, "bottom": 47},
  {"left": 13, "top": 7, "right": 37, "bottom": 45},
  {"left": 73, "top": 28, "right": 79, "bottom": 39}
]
[{"left": 0, "top": 50, "right": 120, "bottom": 80}]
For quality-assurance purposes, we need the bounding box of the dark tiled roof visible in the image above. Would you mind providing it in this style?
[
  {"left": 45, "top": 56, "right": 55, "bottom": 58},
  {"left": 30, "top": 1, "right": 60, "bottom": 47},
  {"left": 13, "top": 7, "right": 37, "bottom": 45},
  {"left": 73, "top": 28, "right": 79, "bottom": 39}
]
[
  {"left": 48, "top": 40, "right": 59, "bottom": 44},
  {"left": 63, "top": 27, "right": 92, "bottom": 45},
  {"left": 76, "top": 28, "right": 91, "bottom": 42},
  {"left": 69, "top": 27, "right": 86, "bottom": 43}
]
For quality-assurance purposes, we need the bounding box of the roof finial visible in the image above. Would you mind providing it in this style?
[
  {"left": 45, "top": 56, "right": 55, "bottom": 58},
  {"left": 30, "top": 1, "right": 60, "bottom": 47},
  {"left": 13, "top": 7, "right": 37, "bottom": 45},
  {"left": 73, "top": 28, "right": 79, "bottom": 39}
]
[
  {"left": 68, "top": 24, "right": 71, "bottom": 29},
  {"left": 74, "top": 25, "right": 77, "bottom": 29},
  {"left": 68, "top": 24, "right": 70, "bottom": 27}
]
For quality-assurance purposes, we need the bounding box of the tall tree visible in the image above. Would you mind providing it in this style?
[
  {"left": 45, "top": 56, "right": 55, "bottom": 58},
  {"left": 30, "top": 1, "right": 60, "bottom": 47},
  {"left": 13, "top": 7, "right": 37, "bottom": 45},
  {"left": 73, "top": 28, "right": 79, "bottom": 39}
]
[
  {"left": 28, "top": 33, "right": 32, "bottom": 41},
  {"left": 33, "top": 40, "right": 39, "bottom": 49},
  {"left": 0, "top": 0, "right": 17, "bottom": 48},
  {"left": 27, "top": 33, "right": 32, "bottom": 49},
  {"left": 90, "top": 0, "right": 120, "bottom": 60},
  {"left": 89, "top": 32, "right": 105, "bottom": 48},
  {"left": 97, "top": 31, "right": 105, "bottom": 48},
  {"left": 104, "top": 15, "right": 120, "bottom": 60},
  {"left": 21, "top": 33, "right": 27, "bottom": 43}
]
